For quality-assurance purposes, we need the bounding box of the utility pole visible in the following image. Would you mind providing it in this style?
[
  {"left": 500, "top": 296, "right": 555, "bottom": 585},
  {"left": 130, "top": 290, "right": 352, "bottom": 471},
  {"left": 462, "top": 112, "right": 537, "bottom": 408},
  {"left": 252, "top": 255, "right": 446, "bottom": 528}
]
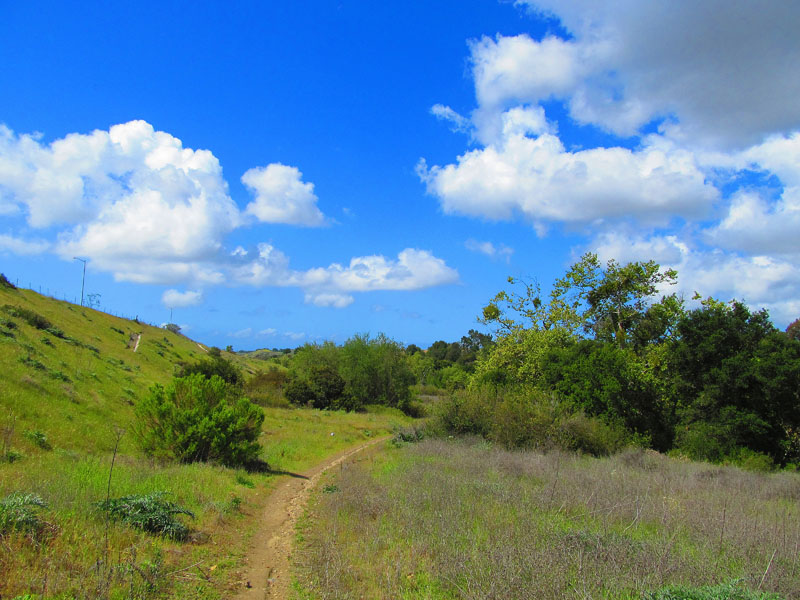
[{"left": 73, "top": 257, "right": 87, "bottom": 306}]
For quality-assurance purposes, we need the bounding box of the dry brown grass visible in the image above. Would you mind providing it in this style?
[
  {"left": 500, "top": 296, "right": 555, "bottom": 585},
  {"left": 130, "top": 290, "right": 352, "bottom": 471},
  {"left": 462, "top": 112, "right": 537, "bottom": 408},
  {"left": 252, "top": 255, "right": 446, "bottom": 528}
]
[{"left": 293, "top": 439, "right": 800, "bottom": 599}]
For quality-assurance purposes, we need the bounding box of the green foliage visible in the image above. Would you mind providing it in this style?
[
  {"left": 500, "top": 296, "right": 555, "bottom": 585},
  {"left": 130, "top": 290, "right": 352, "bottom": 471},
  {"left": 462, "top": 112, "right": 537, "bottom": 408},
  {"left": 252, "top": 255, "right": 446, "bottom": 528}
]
[
  {"left": 245, "top": 366, "right": 289, "bottom": 406},
  {"left": 671, "top": 301, "right": 800, "bottom": 464},
  {"left": 540, "top": 340, "right": 669, "bottom": 449},
  {"left": 286, "top": 334, "right": 414, "bottom": 412},
  {"left": 178, "top": 354, "right": 243, "bottom": 386},
  {"left": 435, "top": 386, "right": 634, "bottom": 456},
  {"left": 163, "top": 323, "right": 181, "bottom": 334},
  {"left": 643, "top": 581, "right": 782, "bottom": 600},
  {"left": 134, "top": 373, "right": 265, "bottom": 467},
  {"left": 0, "top": 273, "right": 16, "bottom": 289},
  {"left": 95, "top": 491, "right": 194, "bottom": 541},
  {"left": 0, "top": 492, "right": 48, "bottom": 537}
]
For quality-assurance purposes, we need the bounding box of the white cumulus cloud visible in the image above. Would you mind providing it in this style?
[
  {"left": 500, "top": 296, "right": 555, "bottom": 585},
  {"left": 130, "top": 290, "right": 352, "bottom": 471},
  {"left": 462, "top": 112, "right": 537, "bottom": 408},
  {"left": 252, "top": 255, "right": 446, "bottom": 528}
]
[
  {"left": 420, "top": 133, "right": 716, "bottom": 228},
  {"left": 242, "top": 163, "right": 326, "bottom": 227}
]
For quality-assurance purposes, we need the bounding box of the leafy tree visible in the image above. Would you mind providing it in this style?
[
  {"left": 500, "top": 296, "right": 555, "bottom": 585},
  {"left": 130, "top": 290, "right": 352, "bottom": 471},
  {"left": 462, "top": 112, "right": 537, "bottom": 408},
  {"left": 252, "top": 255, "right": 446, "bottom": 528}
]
[
  {"left": 427, "top": 340, "right": 449, "bottom": 363},
  {"left": 539, "top": 340, "right": 670, "bottom": 449},
  {"left": 340, "top": 333, "right": 413, "bottom": 409},
  {"left": 671, "top": 301, "right": 800, "bottom": 463},
  {"left": 135, "top": 374, "right": 264, "bottom": 467}
]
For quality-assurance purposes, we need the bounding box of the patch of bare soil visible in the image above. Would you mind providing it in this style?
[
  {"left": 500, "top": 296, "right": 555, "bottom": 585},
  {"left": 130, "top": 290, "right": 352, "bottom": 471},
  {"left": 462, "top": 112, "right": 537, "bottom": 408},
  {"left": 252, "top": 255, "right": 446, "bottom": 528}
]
[{"left": 232, "top": 436, "right": 388, "bottom": 600}]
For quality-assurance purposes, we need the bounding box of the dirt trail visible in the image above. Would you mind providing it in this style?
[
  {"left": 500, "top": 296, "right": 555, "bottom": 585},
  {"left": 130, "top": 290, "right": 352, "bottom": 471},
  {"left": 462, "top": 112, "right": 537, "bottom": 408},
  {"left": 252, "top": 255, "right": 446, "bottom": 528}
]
[{"left": 233, "top": 436, "right": 388, "bottom": 600}]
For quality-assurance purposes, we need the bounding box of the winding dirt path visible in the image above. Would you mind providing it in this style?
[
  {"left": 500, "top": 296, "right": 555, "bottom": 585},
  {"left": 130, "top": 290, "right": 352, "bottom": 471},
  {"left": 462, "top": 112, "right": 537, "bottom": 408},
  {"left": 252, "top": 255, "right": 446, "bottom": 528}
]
[{"left": 233, "top": 436, "right": 388, "bottom": 600}]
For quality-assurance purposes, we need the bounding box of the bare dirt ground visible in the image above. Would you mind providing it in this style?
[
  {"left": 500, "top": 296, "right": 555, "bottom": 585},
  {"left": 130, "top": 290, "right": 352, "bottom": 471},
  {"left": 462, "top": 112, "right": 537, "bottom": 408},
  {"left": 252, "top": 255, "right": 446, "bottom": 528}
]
[{"left": 232, "top": 436, "right": 388, "bottom": 600}]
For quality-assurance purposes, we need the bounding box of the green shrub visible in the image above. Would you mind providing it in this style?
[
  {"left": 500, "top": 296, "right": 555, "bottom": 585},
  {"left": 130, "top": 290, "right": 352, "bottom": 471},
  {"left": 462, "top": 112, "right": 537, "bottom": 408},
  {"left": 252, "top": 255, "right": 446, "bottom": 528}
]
[
  {"left": 95, "top": 491, "right": 194, "bottom": 541},
  {"left": 0, "top": 273, "right": 16, "bottom": 289},
  {"left": 134, "top": 374, "right": 265, "bottom": 467},
  {"left": 435, "top": 386, "right": 636, "bottom": 456},
  {"left": 0, "top": 492, "right": 48, "bottom": 537},
  {"left": 178, "top": 355, "right": 243, "bottom": 387}
]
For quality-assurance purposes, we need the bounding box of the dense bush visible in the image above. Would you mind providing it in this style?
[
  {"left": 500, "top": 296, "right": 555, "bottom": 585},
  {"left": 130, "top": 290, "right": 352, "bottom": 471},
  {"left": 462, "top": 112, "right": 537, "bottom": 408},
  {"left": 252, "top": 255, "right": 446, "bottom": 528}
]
[
  {"left": 178, "top": 355, "right": 243, "bottom": 387},
  {"left": 134, "top": 374, "right": 264, "bottom": 467},
  {"left": 286, "top": 334, "right": 415, "bottom": 412},
  {"left": 245, "top": 367, "right": 289, "bottom": 406},
  {"left": 435, "top": 386, "right": 635, "bottom": 456}
]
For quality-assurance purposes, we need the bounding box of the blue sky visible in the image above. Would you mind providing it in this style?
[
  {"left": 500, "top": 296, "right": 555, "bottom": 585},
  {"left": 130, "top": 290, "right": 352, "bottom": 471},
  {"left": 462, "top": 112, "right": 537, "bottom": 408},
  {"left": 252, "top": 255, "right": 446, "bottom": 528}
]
[{"left": 2, "top": 0, "right": 799, "bottom": 349}]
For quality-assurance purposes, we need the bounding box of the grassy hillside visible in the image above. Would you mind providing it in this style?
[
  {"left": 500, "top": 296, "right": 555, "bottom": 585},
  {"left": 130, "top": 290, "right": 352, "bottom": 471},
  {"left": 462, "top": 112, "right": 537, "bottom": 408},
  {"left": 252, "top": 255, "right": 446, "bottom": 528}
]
[{"left": 0, "top": 283, "right": 410, "bottom": 599}]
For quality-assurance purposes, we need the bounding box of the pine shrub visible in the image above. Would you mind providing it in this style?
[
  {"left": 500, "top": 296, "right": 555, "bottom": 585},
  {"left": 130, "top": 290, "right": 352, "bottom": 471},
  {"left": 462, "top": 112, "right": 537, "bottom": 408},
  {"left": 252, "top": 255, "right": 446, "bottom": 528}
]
[{"left": 134, "top": 374, "right": 264, "bottom": 467}]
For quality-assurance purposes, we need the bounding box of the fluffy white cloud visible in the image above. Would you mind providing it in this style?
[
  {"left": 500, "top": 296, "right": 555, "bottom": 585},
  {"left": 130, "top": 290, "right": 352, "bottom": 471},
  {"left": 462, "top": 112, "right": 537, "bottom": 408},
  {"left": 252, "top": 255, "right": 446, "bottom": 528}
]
[
  {"left": 0, "top": 234, "right": 49, "bottom": 255},
  {"left": 234, "top": 246, "right": 459, "bottom": 308},
  {"left": 242, "top": 163, "right": 326, "bottom": 227},
  {"left": 0, "top": 121, "right": 240, "bottom": 284},
  {"left": 420, "top": 133, "right": 716, "bottom": 227},
  {"left": 465, "top": 239, "right": 514, "bottom": 261},
  {"left": 161, "top": 289, "right": 203, "bottom": 308},
  {"left": 591, "top": 231, "right": 800, "bottom": 326},
  {"left": 512, "top": 1, "right": 800, "bottom": 149},
  {"left": 0, "top": 121, "right": 461, "bottom": 306}
]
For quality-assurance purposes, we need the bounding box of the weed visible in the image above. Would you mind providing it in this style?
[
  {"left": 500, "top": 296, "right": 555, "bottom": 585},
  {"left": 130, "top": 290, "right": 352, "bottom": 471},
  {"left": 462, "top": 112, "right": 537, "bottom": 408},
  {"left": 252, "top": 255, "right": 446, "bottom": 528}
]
[
  {"left": 48, "top": 369, "right": 71, "bottom": 383},
  {"left": 19, "top": 355, "right": 46, "bottom": 371},
  {"left": 45, "top": 326, "right": 66, "bottom": 339},
  {"left": 3, "top": 448, "right": 23, "bottom": 463},
  {"left": 235, "top": 473, "right": 255, "bottom": 488},
  {"left": 95, "top": 491, "right": 195, "bottom": 541},
  {"left": 0, "top": 492, "right": 48, "bottom": 538},
  {"left": 23, "top": 430, "right": 52, "bottom": 450},
  {"left": 2, "top": 305, "right": 52, "bottom": 329}
]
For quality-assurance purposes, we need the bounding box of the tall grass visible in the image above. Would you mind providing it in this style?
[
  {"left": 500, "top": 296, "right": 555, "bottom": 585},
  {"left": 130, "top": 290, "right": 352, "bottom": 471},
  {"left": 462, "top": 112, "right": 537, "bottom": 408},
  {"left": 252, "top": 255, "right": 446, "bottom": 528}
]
[{"left": 294, "top": 439, "right": 800, "bottom": 599}]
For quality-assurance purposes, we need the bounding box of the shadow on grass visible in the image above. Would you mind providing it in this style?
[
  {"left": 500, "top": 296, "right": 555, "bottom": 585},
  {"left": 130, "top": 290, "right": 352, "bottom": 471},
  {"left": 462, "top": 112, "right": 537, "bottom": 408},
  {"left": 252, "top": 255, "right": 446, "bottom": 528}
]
[{"left": 244, "top": 459, "right": 309, "bottom": 479}]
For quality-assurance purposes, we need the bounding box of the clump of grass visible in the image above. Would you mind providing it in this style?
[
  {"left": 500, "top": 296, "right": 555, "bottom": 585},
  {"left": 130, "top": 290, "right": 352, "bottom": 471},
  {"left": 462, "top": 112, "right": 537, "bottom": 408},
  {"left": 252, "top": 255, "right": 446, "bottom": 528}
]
[
  {"left": 644, "top": 580, "right": 782, "bottom": 599},
  {"left": 95, "top": 491, "right": 195, "bottom": 541},
  {"left": 235, "top": 473, "right": 255, "bottom": 488},
  {"left": 19, "top": 355, "right": 46, "bottom": 371},
  {"left": 392, "top": 424, "right": 426, "bottom": 445},
  {"left": 0, "top": 493, "right": 49, "bottom": 538}
]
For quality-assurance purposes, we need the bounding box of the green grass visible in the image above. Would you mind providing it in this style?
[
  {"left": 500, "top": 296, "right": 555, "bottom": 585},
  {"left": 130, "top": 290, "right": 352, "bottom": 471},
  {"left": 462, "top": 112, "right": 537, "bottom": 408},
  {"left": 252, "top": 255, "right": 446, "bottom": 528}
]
[
  {"left": 293, "top": 439, "right": 800, "bottom": 599},
  {"left": 0, "top": 285, "right": 411, "bottom": 599}
]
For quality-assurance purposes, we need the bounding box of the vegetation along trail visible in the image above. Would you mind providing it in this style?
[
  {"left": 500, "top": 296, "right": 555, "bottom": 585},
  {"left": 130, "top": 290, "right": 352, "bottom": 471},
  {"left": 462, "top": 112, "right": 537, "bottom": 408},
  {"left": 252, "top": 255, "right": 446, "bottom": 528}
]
[{"left": 234, "top": 435, "right": 389, "bottom": 600}]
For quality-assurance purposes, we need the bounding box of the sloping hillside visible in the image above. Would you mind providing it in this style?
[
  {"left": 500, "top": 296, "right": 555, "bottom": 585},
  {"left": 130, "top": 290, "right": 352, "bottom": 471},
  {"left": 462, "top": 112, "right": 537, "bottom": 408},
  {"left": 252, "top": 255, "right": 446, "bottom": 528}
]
[{"left": 0, "top": 282, "right": 409, "bottom": 599}]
